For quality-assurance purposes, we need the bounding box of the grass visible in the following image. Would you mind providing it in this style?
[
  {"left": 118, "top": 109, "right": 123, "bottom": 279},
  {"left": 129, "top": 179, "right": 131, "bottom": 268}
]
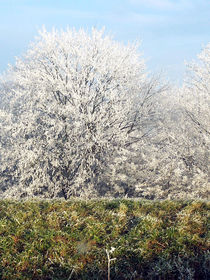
[{"left": 0, "top": 199, "right": 209, "bottom": 279}]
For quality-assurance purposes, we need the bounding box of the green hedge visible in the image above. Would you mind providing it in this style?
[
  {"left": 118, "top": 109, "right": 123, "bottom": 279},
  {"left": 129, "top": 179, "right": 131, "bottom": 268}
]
[{"left": 0, "top": 199, "right": 209, "bottom": 279}]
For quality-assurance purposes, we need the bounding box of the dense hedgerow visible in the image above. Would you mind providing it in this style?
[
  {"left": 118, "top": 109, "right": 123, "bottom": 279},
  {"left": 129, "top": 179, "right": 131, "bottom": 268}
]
[{"left": 0, "top": 199, "right": 209, "bottom": 279}]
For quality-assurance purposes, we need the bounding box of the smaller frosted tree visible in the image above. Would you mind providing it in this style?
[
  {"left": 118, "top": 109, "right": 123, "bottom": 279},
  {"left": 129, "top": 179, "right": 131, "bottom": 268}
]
[
  {"left": 183, "top": 43, "right": 210, "bottom": 138},
  {"left": 0, "top": 27, "right": 159, "bottom": 199},
  {"left": 180, "top": 43, "right": 210, "bottom": 175},
  {"left": 119, "top": 41, "right": 210, "bottom": 200},
  {"left": 156, "top": 44, "right": 210, "bottom": 199}
]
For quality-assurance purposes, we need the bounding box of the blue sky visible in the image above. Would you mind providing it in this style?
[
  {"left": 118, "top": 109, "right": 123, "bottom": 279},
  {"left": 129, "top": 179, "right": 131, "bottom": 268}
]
[{"left": 0, "top": 0, "right": 209, "bottom": 84}]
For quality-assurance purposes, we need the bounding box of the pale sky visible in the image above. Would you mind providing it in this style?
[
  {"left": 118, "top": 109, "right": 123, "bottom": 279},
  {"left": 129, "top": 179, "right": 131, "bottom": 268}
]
[{"left": 0, "top": 0, "right": 209, "bottom": 84}]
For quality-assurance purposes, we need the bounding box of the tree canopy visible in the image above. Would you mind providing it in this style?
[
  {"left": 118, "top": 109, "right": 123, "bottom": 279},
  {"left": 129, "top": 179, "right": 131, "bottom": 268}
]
[{"left": 0, "top": 28, "right": 209, "bottom": 200}]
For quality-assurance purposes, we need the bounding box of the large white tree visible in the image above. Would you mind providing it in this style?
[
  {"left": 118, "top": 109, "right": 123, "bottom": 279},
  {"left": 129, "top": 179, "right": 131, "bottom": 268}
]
[{"left": 0, "top": 27, "right": 161, "bottom": 199}]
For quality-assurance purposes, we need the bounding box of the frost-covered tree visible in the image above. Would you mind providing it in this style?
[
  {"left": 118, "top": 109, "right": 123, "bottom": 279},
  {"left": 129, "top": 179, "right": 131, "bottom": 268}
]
[
  {"left": 178, "top": 43, "right": 210, "bottom": 198},
  {"left": 0, "top": 27, "right": 161, "bottom": 199},
  {"left": 183, "top": 43, "right": 210, "bottom": 138},
  {"left": 115, "top": 43, "right": 210, "bottom": 200},
  {"left": 122, "top": 85, "right": 209, "bottom": 200},
  {"left": 141, "top": 44, "right": 210, "bottom": 200}
]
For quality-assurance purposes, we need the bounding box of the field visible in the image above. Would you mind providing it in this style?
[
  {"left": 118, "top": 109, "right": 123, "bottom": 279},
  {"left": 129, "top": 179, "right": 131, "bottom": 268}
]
[{"left": 0, "top": 199, "right": 209, "bottom": 279}]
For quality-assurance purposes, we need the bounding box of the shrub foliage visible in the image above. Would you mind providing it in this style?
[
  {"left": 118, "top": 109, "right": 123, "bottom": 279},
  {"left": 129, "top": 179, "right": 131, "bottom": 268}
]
[{"left": 0, "top": 199, "right": 209, "bottom": 279}]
